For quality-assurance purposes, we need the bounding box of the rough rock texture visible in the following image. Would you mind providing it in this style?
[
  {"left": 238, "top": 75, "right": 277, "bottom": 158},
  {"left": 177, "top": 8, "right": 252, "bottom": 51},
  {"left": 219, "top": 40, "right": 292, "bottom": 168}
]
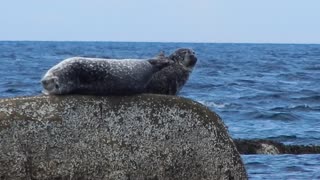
[
  {"left": 0, "top": 94, "right": 247, "bottom": 180},
  {"left": 234, "top": 139, "right": 320, "bottom": 155}
]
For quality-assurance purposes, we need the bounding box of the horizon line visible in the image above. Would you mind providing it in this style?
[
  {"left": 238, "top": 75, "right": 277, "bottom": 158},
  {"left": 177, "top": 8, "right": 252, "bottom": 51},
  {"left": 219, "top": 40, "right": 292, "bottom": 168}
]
[{"left": 0, "top": 40, "right": 319, "bottom": 45}]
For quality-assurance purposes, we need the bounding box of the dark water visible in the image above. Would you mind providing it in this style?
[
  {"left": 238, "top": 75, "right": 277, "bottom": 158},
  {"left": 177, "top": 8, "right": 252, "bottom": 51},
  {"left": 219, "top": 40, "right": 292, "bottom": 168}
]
[{"left": 1, "top": 41, "right": 320, "bottom": 179}]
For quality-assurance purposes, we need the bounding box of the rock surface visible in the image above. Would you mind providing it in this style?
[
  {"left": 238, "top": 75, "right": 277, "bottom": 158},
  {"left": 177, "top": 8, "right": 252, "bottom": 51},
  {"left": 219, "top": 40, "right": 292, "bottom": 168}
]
[
  {"left": 234, "top": 139, "right": 320, "bottom": 155},
  {"left": 0, "top": 94, "right": 247, "bottom": 180}
]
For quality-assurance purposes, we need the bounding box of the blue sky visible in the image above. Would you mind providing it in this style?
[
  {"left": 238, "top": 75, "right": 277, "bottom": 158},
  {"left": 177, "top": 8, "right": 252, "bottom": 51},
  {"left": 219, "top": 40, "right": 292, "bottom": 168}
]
[{"left": 0, "top": 0, "right": 319, "bottom": 43}]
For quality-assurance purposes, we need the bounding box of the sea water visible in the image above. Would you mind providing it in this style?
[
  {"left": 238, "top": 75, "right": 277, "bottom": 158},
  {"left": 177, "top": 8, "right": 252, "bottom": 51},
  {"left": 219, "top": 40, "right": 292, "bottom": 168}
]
[{"left": 0, "top": 41, "right": 319, "bottom": 179}]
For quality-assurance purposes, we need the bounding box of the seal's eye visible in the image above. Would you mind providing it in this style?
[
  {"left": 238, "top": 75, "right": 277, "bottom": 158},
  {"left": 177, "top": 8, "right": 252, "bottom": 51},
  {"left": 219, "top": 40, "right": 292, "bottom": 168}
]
[{"left": 55, "top": 84, "right": 59, "bottom": 89}]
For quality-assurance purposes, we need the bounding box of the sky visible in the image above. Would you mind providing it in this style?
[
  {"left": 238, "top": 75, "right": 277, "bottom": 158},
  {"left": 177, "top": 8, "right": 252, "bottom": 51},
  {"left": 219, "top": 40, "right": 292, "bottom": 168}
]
[{"left": 0, "top": 0, "right": 320, "bottom": 44}]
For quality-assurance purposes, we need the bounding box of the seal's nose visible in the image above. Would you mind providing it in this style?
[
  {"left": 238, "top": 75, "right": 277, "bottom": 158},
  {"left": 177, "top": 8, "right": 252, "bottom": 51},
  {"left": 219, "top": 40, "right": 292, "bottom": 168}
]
[
  {"left": 188, "top": 55, "right": 197, "bottom": 67},
  {"left": 41, "top": 79, "right": 49, "bottom": 87},
  {"left": 41, "top": 78, "right": 55, "bottom": 91}
]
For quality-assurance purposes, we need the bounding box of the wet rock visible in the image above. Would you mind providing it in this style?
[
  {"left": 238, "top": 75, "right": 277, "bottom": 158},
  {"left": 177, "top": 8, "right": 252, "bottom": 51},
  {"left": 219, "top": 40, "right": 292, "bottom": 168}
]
[
  {"left": 234, "top": 139, "right": 320, "bottom": 154},
  {"left": 0, "top": 94, "right": 247, "bottom": 180}
]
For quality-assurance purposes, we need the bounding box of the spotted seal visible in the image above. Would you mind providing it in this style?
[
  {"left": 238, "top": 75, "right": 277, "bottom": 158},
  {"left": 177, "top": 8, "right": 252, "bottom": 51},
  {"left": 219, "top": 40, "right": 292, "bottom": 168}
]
[
  {"left": 41, "top": 57, "right": 172, "bottom": 95},
  {"left": 145, "top": 48, "right": 197, "bottom": 95}
]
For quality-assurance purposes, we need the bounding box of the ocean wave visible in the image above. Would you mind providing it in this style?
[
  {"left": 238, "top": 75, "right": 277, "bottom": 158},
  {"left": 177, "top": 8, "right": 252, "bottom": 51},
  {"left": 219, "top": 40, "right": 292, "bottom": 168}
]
[
  {"left": 236, "top": 79, "right": 256, "bottom": 84},
  {"left": 266, "top": 135, "right": 298, "bottom": 141},
  {"left": 304, "top": 64, "right": 320, "bottom": 70},
  {"left": 4, "top": 88, "right": 24, "bottom": 93},
  {"left": 270, "top": 104, "right": 318, "bottom": 112},
  {"left": 0, "top": 53, "right": 16, "bottom": 59},
  {"left": 246, "top": 111, "right": 300, "bottom": 121},
  {"left": 239, "top": 92, "right": 288, "bottom": 100},
  {"left": 293, "top": 95, "right": 320, "bottom": 102},
  {"left": 198, "top": 101, "right": 229, "bottom": 109}
]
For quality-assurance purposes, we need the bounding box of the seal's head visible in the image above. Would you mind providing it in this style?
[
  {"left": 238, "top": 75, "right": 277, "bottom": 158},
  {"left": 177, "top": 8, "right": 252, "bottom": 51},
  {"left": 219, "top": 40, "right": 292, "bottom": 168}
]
[
  {"left": 168, "top": 48, "right": 197, "bottom": 70},
  {"left": 41, "top": 66, "right": 75, "bottom": 95},
  {"left": 41, "top": 75, "right": 59, "bottom": 95}
]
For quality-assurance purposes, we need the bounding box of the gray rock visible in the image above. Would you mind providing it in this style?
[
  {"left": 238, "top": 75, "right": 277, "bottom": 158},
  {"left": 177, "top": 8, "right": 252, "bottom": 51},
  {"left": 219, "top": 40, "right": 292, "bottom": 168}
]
[
  {"left": 234, "top": 139, "right": 320, "bottom": 154},
  {"left": 0, "top": 95, "right": 247, "bottom": 179}
]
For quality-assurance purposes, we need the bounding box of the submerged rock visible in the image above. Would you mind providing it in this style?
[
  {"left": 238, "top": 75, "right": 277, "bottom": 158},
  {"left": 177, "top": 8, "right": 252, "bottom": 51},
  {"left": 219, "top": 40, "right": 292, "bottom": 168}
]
[
  {"left": 0, "top": 94, "right": 247, "bottom": 180},
  {"left": 234, "top": 139, "right": 320, "bottom": 155}
]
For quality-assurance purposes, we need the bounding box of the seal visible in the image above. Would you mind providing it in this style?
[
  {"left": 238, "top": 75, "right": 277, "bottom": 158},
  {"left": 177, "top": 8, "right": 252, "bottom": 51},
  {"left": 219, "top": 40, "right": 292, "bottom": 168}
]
[
  {"left": 146, "top": 48, "right": 197, "bottom": 95},
  {"left": 41, "top": 57, "right": 172, "bottom": 95}
]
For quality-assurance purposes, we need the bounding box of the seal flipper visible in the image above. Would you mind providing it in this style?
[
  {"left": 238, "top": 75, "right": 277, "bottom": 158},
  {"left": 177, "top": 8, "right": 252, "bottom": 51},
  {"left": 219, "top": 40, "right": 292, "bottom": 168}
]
[
  {"left": 148, "top": 58, "right": 173, "bottom": 71},
  {"left": 153, "top": 51, "right": 166, "bottom": 59}
]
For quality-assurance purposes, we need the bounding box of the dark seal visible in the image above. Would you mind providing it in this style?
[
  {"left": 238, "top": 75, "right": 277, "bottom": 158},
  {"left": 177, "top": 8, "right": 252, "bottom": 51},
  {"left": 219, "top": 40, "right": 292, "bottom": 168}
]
[
  {"left": 41, "top": 57, "right": 172, "bottom": 95},
  {"left": 145, "top": 48, "right": 197, "bottom": 95}
]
